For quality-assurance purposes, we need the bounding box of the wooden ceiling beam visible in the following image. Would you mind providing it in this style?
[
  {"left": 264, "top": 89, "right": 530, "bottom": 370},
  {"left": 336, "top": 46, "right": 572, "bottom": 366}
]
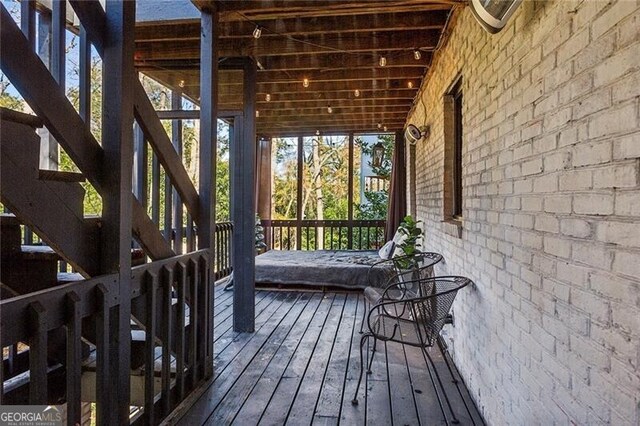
[
  {"left": 134, "top": 29, "right": 441, "bottom": 60},
  {"left": 135, "top": 10, "right": 449, "bottom": 42},
  {"left": 256, "top": 100, "right": 412, "bottom": 112}
]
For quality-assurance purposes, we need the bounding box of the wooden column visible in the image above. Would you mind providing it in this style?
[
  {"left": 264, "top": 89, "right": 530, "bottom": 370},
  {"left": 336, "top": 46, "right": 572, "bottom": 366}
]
[
  {"left": 296, "top": 136, "right": 303, "bottom": 249},
  {"left": 198, "top": 6, "right": 218, "bottom": 378},
  {"left": 172, "top": 90, "right": 184, "bottom": 254},
  {"left": 256, "top": 138, "right": 272, "bottom": 248},
  {"left": 347, "top": 133, "right": 354, "bottom": 249},
  {"left": 232, "top": 57, "right": 257, "bottom": 332},
  {"left": 19, "top": 0, "right": 35, "bottom": 49},
  {"left": 101, "top": 1, "right": 135, "bottom": 423},
  {"left": 79, "top": 25, "right": 91, "bottom": 123}
]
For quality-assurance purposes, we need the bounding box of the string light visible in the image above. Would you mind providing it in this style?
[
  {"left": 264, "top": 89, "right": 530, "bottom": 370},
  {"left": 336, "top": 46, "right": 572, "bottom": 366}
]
[
  {"left": 407, "top": 81, "right": 414, "bottom": 89},
  {"left": 377, "top": 122, "right": 382, "bottom": 129},
  {"left": 379, "top": 56, "right": 387, "bottom": 67},
  {"left": 327, "top": 105, "right": 333, "bottom": 114},
  {"left": 253, "top": 26, "right": 262, "bottom": 39},
  {"left": 316, "top": 129, "right": 320, "bottom": 136},
  {"left": 178, "top": 80, "right": 185, "bottom": 88},
  {"left": 383, "top": 126, "right": 388, "bottom": 132},
  {"left": 303, "top": 78, "right": 310, "bottom": 88},
  {"left": 413, "top": 49, "right": 422, "bottom": 60},
  {"left": 255, "top": 110, "right": 260, "bottom": 117},
  {"left": 354, "top": 89, "right": 360, "bottom": 97},
  {"left": 265, "top": 93, "right": 271, "bottom": 102}
]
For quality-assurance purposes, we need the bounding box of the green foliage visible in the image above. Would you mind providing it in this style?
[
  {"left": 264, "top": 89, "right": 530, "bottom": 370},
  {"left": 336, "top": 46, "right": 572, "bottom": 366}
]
[{"left": 354, "top": 134, "right": 395, "bottom": 220}]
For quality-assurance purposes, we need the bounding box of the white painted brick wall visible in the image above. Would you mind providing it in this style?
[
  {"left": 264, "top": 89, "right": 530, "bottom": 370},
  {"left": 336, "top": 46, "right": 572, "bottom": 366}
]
[{"left": 407, "top": 1, "right": 640, "bottom": 424}]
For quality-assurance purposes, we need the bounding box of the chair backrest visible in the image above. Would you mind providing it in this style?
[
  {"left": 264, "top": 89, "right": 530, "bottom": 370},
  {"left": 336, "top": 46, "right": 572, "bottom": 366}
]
[
  {"left": 409, "top": 276, "right": 471, "bottom": 347},
  {"left": 392, "top": 252, "right": 444, "bottom": 291}
]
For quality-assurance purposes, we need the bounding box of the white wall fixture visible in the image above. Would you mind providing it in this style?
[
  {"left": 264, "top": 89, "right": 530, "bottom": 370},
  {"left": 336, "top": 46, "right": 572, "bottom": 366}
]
[
  {"left": 469, "top": 0, "right": 523, "bottom": 33},
  {"left": 405, "top": 124, "right": 430, "bottom": 145}
]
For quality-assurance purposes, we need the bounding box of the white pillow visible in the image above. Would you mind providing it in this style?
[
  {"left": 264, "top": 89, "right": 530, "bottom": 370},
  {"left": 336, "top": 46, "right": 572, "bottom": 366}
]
[
  {"left": 391, "top": 229, "right": 408, "bottom": 257},
  {"left": 378, "top": 240, "right": 395, "bottom": 260}
]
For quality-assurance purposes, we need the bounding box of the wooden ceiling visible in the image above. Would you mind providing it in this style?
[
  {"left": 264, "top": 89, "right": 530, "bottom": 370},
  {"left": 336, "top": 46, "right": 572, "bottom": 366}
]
[{"left": 135, "top": 0, "right": 459, "bottom": 136}]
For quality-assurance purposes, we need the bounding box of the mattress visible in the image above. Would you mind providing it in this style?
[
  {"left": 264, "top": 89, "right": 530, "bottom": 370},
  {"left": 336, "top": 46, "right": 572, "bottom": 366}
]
[{"left": 255, "top": 250, "right": 393, "bottom": 289}]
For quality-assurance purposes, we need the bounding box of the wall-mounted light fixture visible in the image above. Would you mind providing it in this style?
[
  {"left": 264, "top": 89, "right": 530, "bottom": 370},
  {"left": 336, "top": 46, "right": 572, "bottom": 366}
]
[
  {"left": 372, "top": 142, "right": 385, "bottom": 168},
  {"left": 470, "top": 0, "right": 523, "bottom": 33}
]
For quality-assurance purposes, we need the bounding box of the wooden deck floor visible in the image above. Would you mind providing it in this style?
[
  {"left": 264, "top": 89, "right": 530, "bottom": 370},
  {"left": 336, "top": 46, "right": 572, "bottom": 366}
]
[{"left": 170, "top": 285, "right": 484, "bottom": 426}]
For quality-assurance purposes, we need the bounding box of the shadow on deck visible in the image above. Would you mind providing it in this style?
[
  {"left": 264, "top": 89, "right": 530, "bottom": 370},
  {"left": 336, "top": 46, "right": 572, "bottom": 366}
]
[{"left": 169, "top": 284, "right": 484, "bottom": 425}]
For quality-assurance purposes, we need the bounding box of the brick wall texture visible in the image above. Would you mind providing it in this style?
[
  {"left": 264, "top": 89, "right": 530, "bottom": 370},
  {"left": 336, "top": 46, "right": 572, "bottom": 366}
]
[{"left": 406, "top": 1, "right": 640, "bottom": 424}]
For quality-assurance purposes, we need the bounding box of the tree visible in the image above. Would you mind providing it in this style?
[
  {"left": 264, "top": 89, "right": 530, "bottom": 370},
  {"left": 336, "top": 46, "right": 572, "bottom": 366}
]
[{"left": 355, "top": 134, "right": 394, "bottom": 220}]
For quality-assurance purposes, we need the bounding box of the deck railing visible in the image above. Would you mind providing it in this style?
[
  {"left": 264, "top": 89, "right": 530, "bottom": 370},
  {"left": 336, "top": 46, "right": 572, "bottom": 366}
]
[
  {"left": 0, "top": 249, "right": 214, "bottom": 425},
  {"left": 262, "top": 219, "right": 386, "bottom": 251}
]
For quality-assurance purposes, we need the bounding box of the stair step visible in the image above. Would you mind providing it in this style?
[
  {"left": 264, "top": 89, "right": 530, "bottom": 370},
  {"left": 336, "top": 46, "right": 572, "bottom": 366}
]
[
  {"left": 38, "top": 169, "right": 85, "bottom": 183},
  {"left": 21, "top": 245, "right": 61, "bottom": 261},
  {"left": 57, "top": 272, "right": 85, "bottom": 283}
]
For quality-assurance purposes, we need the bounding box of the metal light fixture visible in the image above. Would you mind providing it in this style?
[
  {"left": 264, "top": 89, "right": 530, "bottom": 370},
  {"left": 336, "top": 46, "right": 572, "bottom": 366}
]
[
  {"left": 372, "top": 142, "right": 385, "bottom": 168},
  {"left": 383, "top": 126, "right": 388, "bottom": 132},
  {"left": 379, "top": 56, "right": 387, "bottom": 67},
  {"left": 407, "top": 81, "right": 414, "bottom": 89},
  {"left": 327, "top": 105, "right": 333, "bottom": 114},
  {"left": 315, "top": 129, "right": 320, "bottom": 136},
  {"left": 265, "top": 93, "right": 271, "bottom": 102},
  {"left": 303, "top": 78, "right": 310, "bottom": 88},
  {"left": 178, "top": 79, "right": 185, "bottom": 88},
  {"left": 470, "top": 0, "right": 523, "bottom": 33},
  {"left": 253, "top": 26, "right": 262, "bottom": 39},
  {"left": 377, "top": 122, "right": 382, "bottom": 129},
  {"left": 413, "top": 49, "right": 422, "bottom": 60},
  {"left": 354, "top": 89, "right": 360, "bottom": 97}
]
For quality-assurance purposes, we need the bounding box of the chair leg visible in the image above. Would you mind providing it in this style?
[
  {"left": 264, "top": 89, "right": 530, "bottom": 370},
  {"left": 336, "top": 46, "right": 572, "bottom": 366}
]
[
  {"left": 437, "top": 336, "right": 458, "bottom": 384},
  {"left": 352, "top": 333, "right": 371, "bottom": 405},
  {"left": 359, "top": 298, "right": 367, "bottom": 334},
  {"left": 422, "top": 347, "right": 460, "bottom": 425},
  {"left": 367, "top": 338, "right": 378, "bottom": 373}
]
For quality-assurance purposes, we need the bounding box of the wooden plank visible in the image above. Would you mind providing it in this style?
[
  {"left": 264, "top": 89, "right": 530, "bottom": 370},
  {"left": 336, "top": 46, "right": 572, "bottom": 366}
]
[
  {"left": 365, "top": 340, "right": 393, "bottom": 426},
  {"left": 347, "top": 133, "right": 354, "bottom": 249},
  {"left": 176, "top": 262, "right": 187, "bottom": 400},
  {"left": 79, "top": 25, "right": 91, "bottom": 123},
  {"left": 171, "top": 90, "right": 184, "bottom": 254},
  {"left": 282, "top": 294, "right": 347, "bottom": 424},
  {"left": 161, "top": 266, "right": 173, "bottom": 415},
  {"left": 189, "top": 258, "right": 200, "bottom": 385},
  {"left": 230, "top": 292, "right": 324, "bottom": 424},
  {"left": 101, "top": 2, "right": 135, "bottom": 423},
  {"left": 257, "top": 293, "right": 338, "bottom": 424},
  {"left": 68, "top": 0, "right": 106, "bottom": 54},
  {"left": 204, "top": 292, "right": 314, "bottom": 424},
  {"left": 339, "top": 293, "right": 366, "bottom": 425},
  {"left": 65, "top": 291, "right": 82, "bottom": 426},
  {"left": 144, "top": 272, "right": 158, "bottom": 425},
  {"left": 94, "top": 284, "right": 111, "bottom": 425},
  {"left": 27, "top": 301, "right": 47, "bottom": 404},
  {"left": 177, "top": 291, "right": 291, "bottom": 425},
  {"left": 312, "top": 293, "right": 359, "bottom": 422},
  {"left": 19, "top": 0, "right": 36, "bottom": 49},
  {"left": 51, "top": 0, "right": 65, "bottom": 86},
  {"left": 387, "top": 342, "right": 421, "bottom": 426}
]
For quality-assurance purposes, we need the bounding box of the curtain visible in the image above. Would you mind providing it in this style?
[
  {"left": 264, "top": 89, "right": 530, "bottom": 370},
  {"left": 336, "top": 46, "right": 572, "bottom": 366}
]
[{"left": 385, "top": 131, "right": 407, "bottom": 240}]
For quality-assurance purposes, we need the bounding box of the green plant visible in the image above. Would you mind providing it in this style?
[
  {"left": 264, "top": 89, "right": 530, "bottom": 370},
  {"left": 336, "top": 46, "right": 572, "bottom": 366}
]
[{"left": 394, "top": 215, "right": 423, "bottom": 269}]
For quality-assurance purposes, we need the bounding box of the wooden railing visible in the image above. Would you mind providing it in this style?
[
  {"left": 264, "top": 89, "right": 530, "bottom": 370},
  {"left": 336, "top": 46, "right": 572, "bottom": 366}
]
[
  {"left": 262, "top": 219, "right": 386, "bottom": 251},
  {"left": 0, "top": 250, "right": 214, "bottom": 425},
  {"left": 214, "top": 222, "right": 233, "bottom": 279}
]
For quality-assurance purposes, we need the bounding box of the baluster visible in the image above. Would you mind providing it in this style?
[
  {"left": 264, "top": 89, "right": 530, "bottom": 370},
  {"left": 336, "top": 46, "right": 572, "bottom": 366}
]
[
  {"left": 186, "top": 213, "right": 194, "bottom": 252},
  {"left": 176, "top": 262, "right": 187, "bottom": 400},
  {"left": 95, "top": 284, "right": 110, "bottom": 424},
  {"left": 198, "top": 256, "right": 210, "bottom": 378},
  {"left": 144, "top": 272, "right": 158, "bottom": 424},
  {"left": 27, "top": 301, "right": 47, "bottom": 404},
  {"left": 189, "top": 258, "right": 199, "bottom": 385},
  {"left": 161, "top": 265, "right": 173, "bottom": 414},
  {"left": 66, "top": 291, "right": 82, "bottom": 426},
  {"left": 151, "top": 152, "right": 160, "bottom": 225}
]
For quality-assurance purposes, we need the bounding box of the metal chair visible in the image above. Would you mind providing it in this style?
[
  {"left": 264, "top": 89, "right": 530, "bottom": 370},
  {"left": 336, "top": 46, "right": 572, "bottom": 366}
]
[
  {"left": 361, "top": 252, "right": 444, "bottom": 333},
  {"left": 352, "top": 276, "right": 472, "bottom": 425}
]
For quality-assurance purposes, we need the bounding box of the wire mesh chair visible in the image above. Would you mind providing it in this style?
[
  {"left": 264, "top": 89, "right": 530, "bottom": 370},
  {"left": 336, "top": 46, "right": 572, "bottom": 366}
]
[
  {"left": 352, "top": 276, "right": 472, "bottom": 425},
  {"left": 360, "top": 252, "right": 444, "bottom": 333}
]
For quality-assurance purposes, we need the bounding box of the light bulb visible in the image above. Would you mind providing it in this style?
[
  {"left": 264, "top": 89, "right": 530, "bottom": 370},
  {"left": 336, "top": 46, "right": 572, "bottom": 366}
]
[
  {"left": 407, "top": 81, "right": 414, "bottom": 89},
  {"left": 303, "top": 78, "right": 309, "bottom": 88},
  {"left": 379, "top": 56, "right": 387, "bottom": 67},
  {"left": 413, "top": 50, "right": 421, "bottom": 60},
  {"left": 354, "top": 89, "right": 360, "bottom": 97},
  {"left": 265, "top": 93, "right": 271, "bottom": 102},
  {"left": 255, "top": 110, "right": 260, "bottom": 117},
  {"left": 178, "top": 80, "right": 185, "bottom": 88},
  {"left": 253, "top": 26, "right": 262, "bottom": 39},
  {"left": 377, "top": 122, "right": 382, "bottom": 129},
  {"left": 383, "top": 126, "right": 388, "bottom": 132},
  {"left": 327, "top": 105, "right": 333, "bottom": 114},
  {"left": 315, "top": 130, "right": 320, "bottom": 136}
]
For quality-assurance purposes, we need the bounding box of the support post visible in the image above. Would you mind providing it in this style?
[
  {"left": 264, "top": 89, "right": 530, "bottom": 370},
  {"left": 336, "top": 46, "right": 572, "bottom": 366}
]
[
  {"left": 232, "top": 57, "right": 257, "bottom": 332},
  {"left": 198, "top": 6, "right": 218, "bottom": 378},
  {"left": 347, "top": 133, "right": 354, "bottom": 249},
  {"left": 256, "top": 138, "right": 272, "bottom": 248},
  {"left": 172, "top": 89, "right": 184, "bottom": 254},
  {"left": 296, "top": 136, "right": 303, "bottom": 249},
  {"left": 101, "top": 1, "right": 135, "bottom": 423}
]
